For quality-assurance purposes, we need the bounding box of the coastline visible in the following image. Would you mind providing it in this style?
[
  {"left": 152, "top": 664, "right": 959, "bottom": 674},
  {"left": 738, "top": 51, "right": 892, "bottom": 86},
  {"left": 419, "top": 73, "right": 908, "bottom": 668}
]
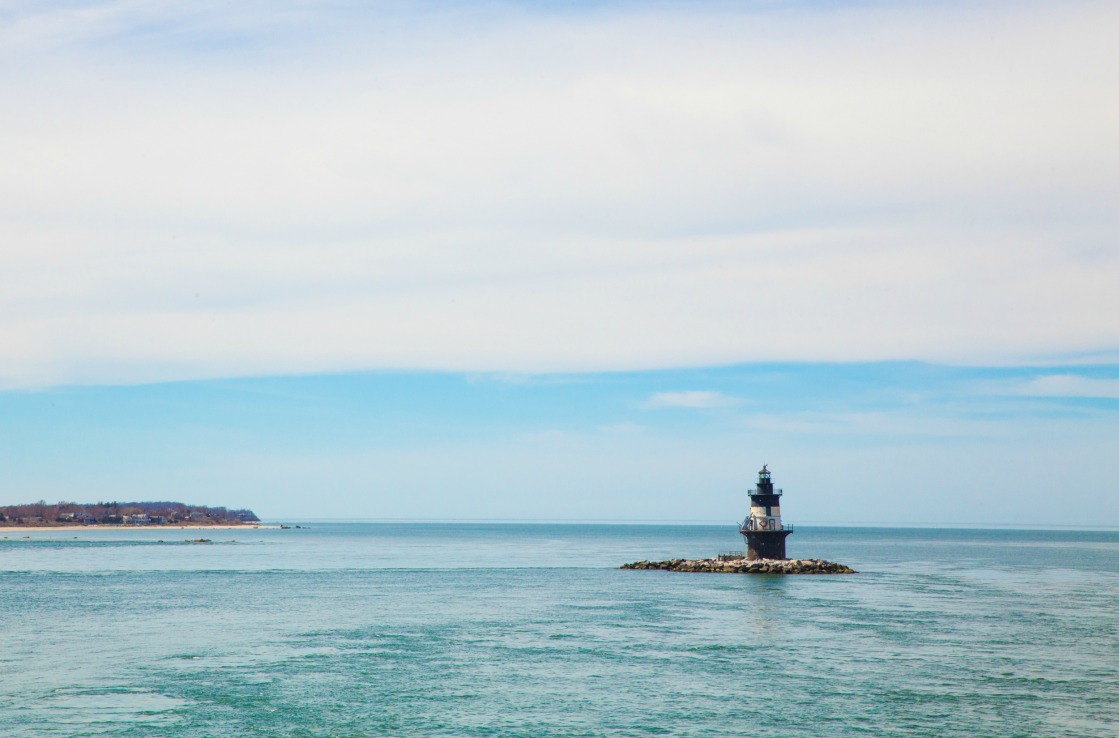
[{"left": 2, "top": 524, "right": 279, "bottom": 532}]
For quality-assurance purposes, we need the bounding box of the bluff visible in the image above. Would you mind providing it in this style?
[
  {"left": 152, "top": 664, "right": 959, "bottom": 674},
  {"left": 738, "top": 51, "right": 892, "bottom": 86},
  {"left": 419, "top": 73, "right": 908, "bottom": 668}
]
[{"left": 0, "top": 501, "right": 259, "bottom": 527}]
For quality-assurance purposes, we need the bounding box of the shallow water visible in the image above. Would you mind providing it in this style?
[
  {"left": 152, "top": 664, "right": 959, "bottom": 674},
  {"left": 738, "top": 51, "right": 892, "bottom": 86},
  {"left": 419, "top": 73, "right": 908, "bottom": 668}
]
[{"left": 2, "top": 524, "right": 1117, "bottom": 736}]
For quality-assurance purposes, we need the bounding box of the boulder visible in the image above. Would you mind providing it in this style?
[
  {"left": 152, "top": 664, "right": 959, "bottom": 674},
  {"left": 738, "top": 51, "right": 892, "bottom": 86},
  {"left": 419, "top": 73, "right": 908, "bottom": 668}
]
[{"left": 620, "top": 557, "right": 855, "bottom": 575}]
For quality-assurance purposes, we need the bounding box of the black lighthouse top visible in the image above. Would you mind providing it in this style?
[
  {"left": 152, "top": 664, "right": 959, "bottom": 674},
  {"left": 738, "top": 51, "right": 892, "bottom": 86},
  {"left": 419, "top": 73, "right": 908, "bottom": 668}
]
[{"left": 752, "top": 465, "right": 781, "bottom": 499}]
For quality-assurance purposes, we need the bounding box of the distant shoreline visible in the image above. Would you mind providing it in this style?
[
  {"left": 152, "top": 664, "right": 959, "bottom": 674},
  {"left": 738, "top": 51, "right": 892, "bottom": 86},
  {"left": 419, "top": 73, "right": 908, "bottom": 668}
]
[{"left": 2, "top": 524, "right": 279, "bottom": 532}]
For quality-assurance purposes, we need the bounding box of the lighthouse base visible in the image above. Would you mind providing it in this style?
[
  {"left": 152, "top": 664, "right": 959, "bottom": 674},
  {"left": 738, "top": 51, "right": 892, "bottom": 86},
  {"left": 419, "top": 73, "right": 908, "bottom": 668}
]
[{"left": 743, "top": 530, "right": 793, "bottom": 561}]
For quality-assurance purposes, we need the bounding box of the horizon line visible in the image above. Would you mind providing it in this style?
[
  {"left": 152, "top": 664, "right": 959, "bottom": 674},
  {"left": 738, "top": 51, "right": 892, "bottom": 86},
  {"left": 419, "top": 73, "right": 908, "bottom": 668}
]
[{"left": 261, "top": 518, "right": 1119, "bottom": 532}]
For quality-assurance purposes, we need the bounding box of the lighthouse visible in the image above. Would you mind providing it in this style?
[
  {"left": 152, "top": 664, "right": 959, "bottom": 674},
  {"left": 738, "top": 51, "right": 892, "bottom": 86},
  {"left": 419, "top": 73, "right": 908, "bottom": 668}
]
[{"left": 739, "top": 465, "right": 793, "bottom": 560}]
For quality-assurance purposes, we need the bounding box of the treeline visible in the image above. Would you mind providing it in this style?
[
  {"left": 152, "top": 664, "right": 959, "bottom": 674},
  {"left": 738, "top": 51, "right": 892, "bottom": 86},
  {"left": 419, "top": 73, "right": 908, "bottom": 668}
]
[{"left": 0, "top": 500, "right": 259, "bottom": 526}]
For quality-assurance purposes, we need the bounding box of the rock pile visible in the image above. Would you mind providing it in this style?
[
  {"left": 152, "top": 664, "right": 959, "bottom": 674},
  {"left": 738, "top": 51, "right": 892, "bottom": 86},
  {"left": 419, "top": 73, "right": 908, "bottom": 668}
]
[{"left": 621, "top": 557, "right": 855, "bottom": 574}]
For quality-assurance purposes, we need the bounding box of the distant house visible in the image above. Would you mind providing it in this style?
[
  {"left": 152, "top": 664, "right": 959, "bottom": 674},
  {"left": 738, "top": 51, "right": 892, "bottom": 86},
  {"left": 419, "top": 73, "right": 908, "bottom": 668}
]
[{"left": 189, "top": 512, "right": 209, "bottom": 522}]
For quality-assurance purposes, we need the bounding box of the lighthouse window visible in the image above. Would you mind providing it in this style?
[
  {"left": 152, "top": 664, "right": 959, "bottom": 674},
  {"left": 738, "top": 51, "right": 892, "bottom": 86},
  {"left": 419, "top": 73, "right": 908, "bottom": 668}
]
[{"left": 765, "top": 505, "right": 771, "bottom": 516}]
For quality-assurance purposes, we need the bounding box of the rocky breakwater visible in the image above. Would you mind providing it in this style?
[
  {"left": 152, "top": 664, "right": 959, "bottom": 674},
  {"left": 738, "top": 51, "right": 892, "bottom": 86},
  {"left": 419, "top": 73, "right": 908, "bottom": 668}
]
[{"left": 621, "top": 557, "right": 856, "bottom": 574}]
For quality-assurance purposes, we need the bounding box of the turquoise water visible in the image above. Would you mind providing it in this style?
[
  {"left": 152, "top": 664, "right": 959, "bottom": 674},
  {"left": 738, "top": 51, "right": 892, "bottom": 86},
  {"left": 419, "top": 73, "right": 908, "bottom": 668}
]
[{"left": 2, "top": 524, "right": 1117, "bottom": 736}]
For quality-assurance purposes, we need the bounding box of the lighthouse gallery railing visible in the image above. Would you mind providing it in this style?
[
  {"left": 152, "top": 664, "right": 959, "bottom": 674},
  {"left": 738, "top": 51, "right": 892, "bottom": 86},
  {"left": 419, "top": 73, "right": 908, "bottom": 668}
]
[{"left": 739, "top": 520, "right": 793, "bottom": 532}]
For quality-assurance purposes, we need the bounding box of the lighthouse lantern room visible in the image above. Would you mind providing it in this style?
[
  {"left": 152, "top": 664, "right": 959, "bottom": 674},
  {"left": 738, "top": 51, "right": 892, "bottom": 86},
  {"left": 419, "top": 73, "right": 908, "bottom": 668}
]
[{"left": 739, "top": 465, "right": 794, "bottom": 560}]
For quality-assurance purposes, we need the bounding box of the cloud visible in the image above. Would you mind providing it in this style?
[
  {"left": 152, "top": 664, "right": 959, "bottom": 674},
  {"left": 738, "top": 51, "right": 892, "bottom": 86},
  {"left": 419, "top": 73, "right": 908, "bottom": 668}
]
[
  {"left": 0, "top": 1, "right": 1117, "bottom": 387},
  {"left": 642, "top": 391, "right": 739, "bottom": 409},
  {"left": 597, "top": 422, "right": 645, "bottom": 434},
  {"left": 1012, "top": 375, "right": 1119, "bottom": 399}
]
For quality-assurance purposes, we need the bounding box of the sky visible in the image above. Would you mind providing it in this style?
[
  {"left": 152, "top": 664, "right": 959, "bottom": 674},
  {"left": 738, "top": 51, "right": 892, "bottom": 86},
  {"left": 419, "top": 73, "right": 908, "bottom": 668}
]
[{"left": 1, "top": 1, "right": 1117, "bottom": 525}]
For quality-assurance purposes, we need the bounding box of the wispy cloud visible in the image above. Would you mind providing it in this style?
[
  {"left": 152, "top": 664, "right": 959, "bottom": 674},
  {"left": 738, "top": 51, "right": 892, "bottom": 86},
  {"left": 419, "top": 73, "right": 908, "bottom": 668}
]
[
  {"left": 597, "top": 421, "right": 645, "bottom": 434},
  {"left": 1012, "top": 374, "right": 1119, "bottom": 399},
  {"left": 642, "top": 391, "right": 739, "bottom": 409}
]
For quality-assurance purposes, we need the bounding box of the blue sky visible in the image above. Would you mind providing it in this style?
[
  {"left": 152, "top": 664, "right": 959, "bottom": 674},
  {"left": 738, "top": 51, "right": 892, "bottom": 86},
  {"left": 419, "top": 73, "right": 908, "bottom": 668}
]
[
  {"left": 2, "top": 363, "right": 1116, "bottom": 525},
  {"left": 1, "top": 1, "right": 1117, "bottom": 524}
]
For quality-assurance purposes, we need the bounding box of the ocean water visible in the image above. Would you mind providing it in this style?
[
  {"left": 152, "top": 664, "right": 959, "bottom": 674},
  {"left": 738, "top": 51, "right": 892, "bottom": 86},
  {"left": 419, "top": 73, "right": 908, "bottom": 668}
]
[{"left": 2, "top": 523, "right": 1117, "bottom": 737}]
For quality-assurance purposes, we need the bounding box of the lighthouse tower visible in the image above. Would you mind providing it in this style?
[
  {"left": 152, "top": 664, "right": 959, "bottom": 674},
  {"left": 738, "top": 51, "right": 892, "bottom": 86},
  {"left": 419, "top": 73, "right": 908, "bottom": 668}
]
[{"left": 739, "top": 465, "right": 794, "bottom": 560}]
